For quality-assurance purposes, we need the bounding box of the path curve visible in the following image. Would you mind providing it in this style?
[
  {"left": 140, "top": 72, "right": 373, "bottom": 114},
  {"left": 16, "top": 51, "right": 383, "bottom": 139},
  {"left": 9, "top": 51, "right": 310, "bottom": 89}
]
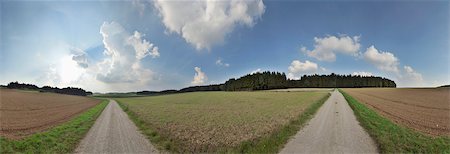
[
  {"left": 280, "top": 89, "right": 378, "bottom": 153},
  {"left": 75, "top": 99, "right": 158, "bottom": 153}
]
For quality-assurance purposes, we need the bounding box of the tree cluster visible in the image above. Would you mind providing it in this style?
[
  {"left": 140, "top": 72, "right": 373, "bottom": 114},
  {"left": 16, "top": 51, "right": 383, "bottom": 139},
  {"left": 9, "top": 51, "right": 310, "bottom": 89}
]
[
  {"left": 136, "top": 71, "right": 396, "bottom": 96},
  {"left": 6, "top": 81, "right": 92, "bottom": 96},
  {"left": 136, "top": 90, "right": 178, "bottom": 95},
  {"left": 223, "top": 71, "right": 287, "bottom": 91},
  {"left": 6, "top": 82, "right": 39, "bottom": 90},
  {"left": 179, "top": 84, "right": 222, "bottom": 92},
  {"left": 222, "top": 72, "right": 395, "bottom": 90},
  {"left": 288, "top": 73, "right": 396, "bottom": 88}
]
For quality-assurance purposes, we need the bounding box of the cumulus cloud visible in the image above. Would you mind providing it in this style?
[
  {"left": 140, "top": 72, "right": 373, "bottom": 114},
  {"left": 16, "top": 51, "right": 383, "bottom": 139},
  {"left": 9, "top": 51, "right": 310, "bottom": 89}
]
[
  {"left": 215, "top": 58, "right": 230, "bottom": 67},
  {"left": 191, "top": 67, "right": 207, "bottom": 85},
  {"left": 127, "top": 31, "right": 160, "bottom": 59},
  {"left": 70, "top": 48, "right": 88, "bottom": 68},
  {"left": 154, "top": 0, "right": 265, "bottom": 50},
  {"left": 403, "top": 66, "right": 423, "bottom": 81},
  {"left": 399, "top": 65, "right": 424, "bottom": 87},
  {"left": 352, "top": 71, "right": 373, "bottom": 77},
  {"left": 287, "top": 60, "right": 318, "bottom": 79},
  {"left": 96, "top": 21, "right": 159, "bottom": 84},
  {"left": 302, "top": 35, "right": 361, "bottom": 62},
  {"left": 363, "top": 45, "right": 399, "bottom": 73},
  {"left": 361, "top": 46, "right": 426, "bottom": 87}
]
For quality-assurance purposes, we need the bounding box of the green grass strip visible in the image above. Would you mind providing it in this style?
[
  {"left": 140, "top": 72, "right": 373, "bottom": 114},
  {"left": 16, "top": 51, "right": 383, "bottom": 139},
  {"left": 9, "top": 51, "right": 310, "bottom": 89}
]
[
  {"left": 0, "top": 99, "right": 108, "bottom": 153},
  {"left": 117, "top": 92, "right": 330, "bottom": 153},
  {"left": 339, "top": 89, "right": 450, "bottom": 153}
]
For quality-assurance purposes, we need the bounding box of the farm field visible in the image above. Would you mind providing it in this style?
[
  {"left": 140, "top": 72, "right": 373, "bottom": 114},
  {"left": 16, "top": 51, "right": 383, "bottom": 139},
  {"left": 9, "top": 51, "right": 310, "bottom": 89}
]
[
  {"left": 0, "top": 89, "right": 101, "bottom": 139},
  {"left": 116, "top": 91, "right": 330, "bottom": 152},
  {"left": 342, "top": 88, "right": 450, "bottom": 136}
]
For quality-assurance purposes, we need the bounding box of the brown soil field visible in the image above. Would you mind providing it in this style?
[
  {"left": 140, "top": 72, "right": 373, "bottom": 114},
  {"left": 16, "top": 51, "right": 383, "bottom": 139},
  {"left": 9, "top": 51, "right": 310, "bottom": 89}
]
[
  {"left": 343, "top": 88, "right": 450, "bottom": 136},
  {"left": 0, "top": 89, "right": 100, "bottom": 139}
]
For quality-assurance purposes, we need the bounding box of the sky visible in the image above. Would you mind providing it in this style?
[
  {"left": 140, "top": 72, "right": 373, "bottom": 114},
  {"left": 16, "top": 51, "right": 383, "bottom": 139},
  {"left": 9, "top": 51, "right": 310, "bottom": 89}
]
[{"left": 1, "top": 0, "right": 449, "bottom": 93}]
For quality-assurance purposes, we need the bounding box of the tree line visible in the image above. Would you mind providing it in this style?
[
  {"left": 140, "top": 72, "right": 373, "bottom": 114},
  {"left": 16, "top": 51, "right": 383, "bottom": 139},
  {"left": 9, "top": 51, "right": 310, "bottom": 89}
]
[
  {"left": 5, "top": 81, "right": 92, "bottom": 96},
  {"left": 288, "top": 73, "right": 396, "bottom": 88},
  {"left": 136, "top": 71, "right": 396, "bottom": 95}
]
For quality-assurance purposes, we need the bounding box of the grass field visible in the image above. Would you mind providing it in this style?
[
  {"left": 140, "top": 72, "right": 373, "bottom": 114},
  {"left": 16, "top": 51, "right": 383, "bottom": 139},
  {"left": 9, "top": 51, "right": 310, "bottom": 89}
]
[
  {"left": 116, "top": 91, "right": 330, "bottom": 153},
  {"left": 340, "top": 89, "right": 450, "bottom": 153},
  {"left": 0, "top": 99, "right": 108, "bottom": 153}
]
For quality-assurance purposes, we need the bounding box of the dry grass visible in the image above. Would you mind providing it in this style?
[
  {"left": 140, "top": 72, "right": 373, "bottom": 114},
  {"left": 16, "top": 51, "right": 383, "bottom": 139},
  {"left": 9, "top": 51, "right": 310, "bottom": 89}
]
[{"left": 116, "top": 91, "right": 329, "bottom": 152}]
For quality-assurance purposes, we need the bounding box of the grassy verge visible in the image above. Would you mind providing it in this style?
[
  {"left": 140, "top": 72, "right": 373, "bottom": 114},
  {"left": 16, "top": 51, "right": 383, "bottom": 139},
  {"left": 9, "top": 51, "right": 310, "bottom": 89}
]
[
  {"left": 0, "top": 99, "right": 108, "bottom": 153},
  {"left": 339, "top": 89, "right": 450, "bottom": 153},
  {"left": 117, "top": 92, "right": 331, "bottom": 153}
]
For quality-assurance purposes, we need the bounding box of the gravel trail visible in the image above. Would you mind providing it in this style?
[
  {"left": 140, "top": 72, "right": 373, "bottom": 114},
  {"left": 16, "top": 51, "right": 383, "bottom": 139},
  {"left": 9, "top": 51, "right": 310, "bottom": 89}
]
[
  {"left": 280, "top": 89, "right": 378, "bottom": 153},
  {"left": 75, "top": 99, "right": 158, "bottom": 154}
]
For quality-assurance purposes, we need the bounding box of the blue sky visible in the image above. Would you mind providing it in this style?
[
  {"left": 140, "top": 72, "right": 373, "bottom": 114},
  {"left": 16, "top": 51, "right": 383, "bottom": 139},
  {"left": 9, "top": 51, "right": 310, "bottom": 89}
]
[{"left": 1, "top": 0, "right": 449, "bottom": 92}]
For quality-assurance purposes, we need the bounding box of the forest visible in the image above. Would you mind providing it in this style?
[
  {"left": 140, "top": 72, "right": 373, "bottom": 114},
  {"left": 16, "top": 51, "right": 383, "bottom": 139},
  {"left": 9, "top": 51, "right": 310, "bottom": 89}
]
[
  {"left": 5, "top": 81, "right": 93, "bottom": 96},
  {"left": 3, "top": 72, "right": 396, "bottom": 96},
  {"left": 222, "top": 72, "right": 395, "bottom": 91},
  {"left": 136, "top": 71, "right": 396, "bottom": 95}
]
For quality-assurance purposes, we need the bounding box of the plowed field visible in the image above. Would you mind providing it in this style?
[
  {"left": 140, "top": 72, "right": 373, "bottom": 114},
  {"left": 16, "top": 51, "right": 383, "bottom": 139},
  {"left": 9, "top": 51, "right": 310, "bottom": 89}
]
[
  {"left": 342, "top": 88, "right": 450, "bottom": 136},
  {"left": 0, "top": 89, "right": 100, "bottom": 139}
]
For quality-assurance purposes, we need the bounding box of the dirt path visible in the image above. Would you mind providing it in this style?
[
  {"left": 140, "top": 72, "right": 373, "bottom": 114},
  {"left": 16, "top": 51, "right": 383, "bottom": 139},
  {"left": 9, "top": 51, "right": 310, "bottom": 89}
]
[
  {"left": 75, "top": 100, "right": 158, "bottom": 153},
  {"left": 280, "top": 89, "right": 378, "bottom": 153}
]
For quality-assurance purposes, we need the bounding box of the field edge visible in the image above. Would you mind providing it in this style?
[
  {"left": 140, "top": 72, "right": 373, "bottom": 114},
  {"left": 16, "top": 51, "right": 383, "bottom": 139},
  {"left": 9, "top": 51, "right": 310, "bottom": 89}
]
[
  {"left": 117, "top": 92, "right": 331, "bottom": 153},
  {"left": 339, "top": 89, "right": 450, "bottom": 153},
  {"left": 0, "top": 99, "right": 109, "bottom": 153}
]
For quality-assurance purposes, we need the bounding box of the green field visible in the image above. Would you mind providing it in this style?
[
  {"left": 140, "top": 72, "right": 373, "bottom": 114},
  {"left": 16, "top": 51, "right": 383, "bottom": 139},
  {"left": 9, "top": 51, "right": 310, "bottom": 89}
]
[
  {"left": 116, "top": 91, "right": 330, "bottom": 153},
  {"left": 0, "top": 100, "right": 108, "bottom": 153},
  {"left": 339, "top": 89, "right": 450, "bottom": 153}
]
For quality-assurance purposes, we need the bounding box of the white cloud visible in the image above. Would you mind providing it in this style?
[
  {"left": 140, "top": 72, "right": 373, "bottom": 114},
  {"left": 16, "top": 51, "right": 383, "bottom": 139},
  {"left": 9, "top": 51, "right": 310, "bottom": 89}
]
[
  {"left": 250, "top": 68, "right": 262, "bottom": 74},
  {"left": 36, "top": 65, "right": 61, "bottom": 87},
  {"left": 399, "top": 65, "right": 424, "bottom": 87},
  {"left": 96, "top": 21, "right": 159, "bottom": 84},
  {"left": 403, "top": 66, "right": 423, "bottom": 81},
  {"left": 127, "top": 31, "right": 160, "bottom": 59},
  {"left": 363, "top": 45, "right": 399, "bottom": 73},
  {"left": 191, "top": 67, "right": 207, "bottom": 85},
  {"left": 132, "top": 0, "right": 146, "bottom": 16},
  {"left": 287, "top": 60, "right": 318, "bottom": 79},
  {"left": 352, "top": 71, "right": 373, "bottom": 77},
  {"left": 288, "top": 60, "right": 318, "bottom": 73},
  {"left": 70, "top": 47, "right": 88, "bottom": 68},
  {"left": 154, "top": 0, "right": 265, "bottom": 50},
  {"left": 215, "top": 58, "right": 230, "bottom": 67},
  {"left": 302, "top": 35, "right": 361, "bottom": 62},
  {"left": 34, "top": 22, "right": 163, "bottom": 92},
  {"left": 361, "top": 45, "right": 426, "bottom": 87}
]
